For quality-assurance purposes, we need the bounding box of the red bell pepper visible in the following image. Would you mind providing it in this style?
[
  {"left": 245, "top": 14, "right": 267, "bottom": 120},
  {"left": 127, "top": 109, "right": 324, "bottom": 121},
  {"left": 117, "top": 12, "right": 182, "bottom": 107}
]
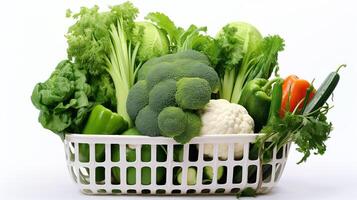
[{"left": 280, "top": 75, "right": 315, "bottom": 117}]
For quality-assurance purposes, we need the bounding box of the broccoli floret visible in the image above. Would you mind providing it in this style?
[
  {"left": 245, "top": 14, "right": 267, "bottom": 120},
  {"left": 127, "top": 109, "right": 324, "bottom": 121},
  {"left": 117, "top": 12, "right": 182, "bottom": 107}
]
[
  {"left": 177, "top": 64, "right": 219, "bottom": 92},
  {"left": 135, "top": 106, "right": 160, "bottom": 136},
  {"left": 175, "top": 78, "right": 211, "bottom": 109},
  {"left": 149, "top": 79, "right": 177, "bottom": 112},
  {"left": 146, "top": 64, "right": 180, "bottom": 89},
  {"left": 126, "top": 80, "right": 149, "bottom": 120},
  {"left": 174, "top": 112, "right": 202, "bottom": 144},
  {"left": 158, "top": 107, "right": 187, "bottom": 137},
  {"left": 137, "top": 50, "right": 210, "bottom": 80}
]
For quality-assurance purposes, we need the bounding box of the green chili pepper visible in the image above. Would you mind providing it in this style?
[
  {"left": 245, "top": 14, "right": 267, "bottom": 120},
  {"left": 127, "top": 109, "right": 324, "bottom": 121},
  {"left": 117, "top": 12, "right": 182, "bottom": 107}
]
[
  {"left": 239, "top": 78, "right": 280, "bottom": 132},
  {"left": 266, "top": 78, "right": 284, "bottom": 125}
]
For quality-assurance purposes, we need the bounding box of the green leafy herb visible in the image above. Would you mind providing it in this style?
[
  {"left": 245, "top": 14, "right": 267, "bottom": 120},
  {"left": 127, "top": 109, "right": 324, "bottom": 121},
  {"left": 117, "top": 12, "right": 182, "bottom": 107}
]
[
  {"left": 66, "top": 2, "right": 141, "bottom": 126},
  {"left": 214, "top": 23, "right": 284, "bottom": 103},
  {"left": 258, "top": 106, "right": 332, "bottom": 164}
]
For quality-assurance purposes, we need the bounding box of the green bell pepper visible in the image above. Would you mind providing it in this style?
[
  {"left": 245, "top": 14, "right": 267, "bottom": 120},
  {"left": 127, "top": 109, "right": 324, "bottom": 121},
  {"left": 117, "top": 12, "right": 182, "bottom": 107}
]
[
  {"left": 79, "top": 105, "right": 128, "bottom": 182},
  {"left": 239, "top": 78, "right": 279, "bottom": 132}
]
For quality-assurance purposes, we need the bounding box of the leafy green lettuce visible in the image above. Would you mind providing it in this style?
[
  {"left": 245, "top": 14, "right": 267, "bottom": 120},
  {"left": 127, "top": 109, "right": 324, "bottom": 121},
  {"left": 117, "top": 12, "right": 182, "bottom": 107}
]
[
  {"left": 31, "top": 60, "right": 115, "bottom": 139},
  {"left": 145, "top": 12, "right": 219, "bottom": 65}
]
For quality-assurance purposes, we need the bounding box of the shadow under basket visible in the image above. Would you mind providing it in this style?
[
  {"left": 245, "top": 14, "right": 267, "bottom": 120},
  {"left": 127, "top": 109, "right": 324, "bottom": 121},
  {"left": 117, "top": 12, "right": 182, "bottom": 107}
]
[{"left": 64, "top": 134, "right": 290, "bottom": 195}]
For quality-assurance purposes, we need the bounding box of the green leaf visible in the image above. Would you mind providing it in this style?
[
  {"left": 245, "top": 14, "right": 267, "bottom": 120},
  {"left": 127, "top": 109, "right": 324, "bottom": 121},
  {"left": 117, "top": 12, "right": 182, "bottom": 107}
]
[
  {"left": 145, "top": 12, "right": 181, "bottom": 47},
  {"left": 236, "top": 187, "right": 257, "bottom": 198},
  {"left": 31, "top": 60, "right": 97, "bottom": 135}
]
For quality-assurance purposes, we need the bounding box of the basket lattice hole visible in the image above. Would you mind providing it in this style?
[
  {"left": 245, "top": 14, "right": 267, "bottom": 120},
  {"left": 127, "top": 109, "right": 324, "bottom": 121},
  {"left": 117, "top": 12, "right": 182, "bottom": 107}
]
[
  {"left": 285, "top": 144, "right": 289, "bottom": 158},
  {"left": 141, "top": 189, "right": 151, "bottom": 194},
  {"left": 188, "top": 167, "right": 198, "bottom": 185},
  {"left": 111, "top": 144, "right": 120, "bottom": 162},
  {"left": 112, "top": 189, "right": 121, "bottom": 194},
  {"left": 262, "top": 164, "right": 273, "bottom": 183},
  {"left": 78, "top": 143, "right": 89, "bottom": 163},
  {"left": 188, "top": 144, "right": 199, "bottom": 161},
  {"left": 262, "top": 142, "right": 273, "bottom": 161},
  {"left": 275, "top": 163, "right": 283, "bottom": 182},
  {"left": 79, "top": 167, "right": 90, "bottom": 185},
  {"left": 69, "top": 142, "right": 75, "bottom": 161},
  {"left": 187, "top": 189, "right": 196, "bottom": 194},
  {"left": 127, "top": 189, "right": 136, "bottom": 194},
  {"left": 95, "top": 167, "right": 105, "bottom": 184},
  {"left": 173, "top": 167, "right": 182, "bottom": 185},
  {"left": 126, "top": 146, "right": 136, "bottom": 162},
  {"left": 248, "top": 165, "right": 258, "bottom": 184},
  {"left": 157, "top": 145, "right": 167, "bottom": 162},
  {"left": 218, "top": 144, "right": 228, "bottom": 161},
  {"left": 172, "top": 189, "right": 181, "bottom": 194},
  {"left": 177, "top": 167, "right": 197, "bottom": 185},
  {"left": 202, "top": 166, "right": 226, "bottom": 184},
  {"left": 233, "top": 165, "right": 243, "bottom": 183},
  {"left": 69, "top": 166, "right": 78, "bottom": 183},
  {"left": 201, "top": 189, "right": 210, "bottom": 194},
  {"left": 276, "top": 147, "right": 284, "bottom": 159},
  {"left": 156, "top": 189, "right": 165, "bottom": 194},
  {"left": 173, "top": 145, "right": 183, "bottom": 162},
  {"left": 82, "top": 189, "right": 93, "bottom": 194},
  {"left": 249, "top": 143, "right": 259, "bottom": 160},
  {"left": 141, "top": 145, "right": 151, "bottom": 162},
  {"left": 215, "top": 188, "right": 225, "bottom": 194},
  {"left": 127, "top": 167, "right": 136, "bottom": 185},
  {"left": 141, "top": 167, "right": 151, "bottom": 185},
  {"left": 111, "top": 167, "right": 120, "bottom": 185},
  {"left": 203, "top": 144, "right": 213, "bottom": 161},
  {"left": 97, "top": 189, "right": 106, "bottom": 194},
  {"left": 230, "top": 188, "right": 240, "bottom": 193},
  {"left": 218, "top": 166, "right": 227, "bottom": 184},
  {"left": 234, "top": 143, "right": 244, "bottom": 161},
  {"left": 157, "top": 167, "right": 166, "bottom": 185},
  {"left": 95, "top": 144, "right": 105, "bottom": 162}
]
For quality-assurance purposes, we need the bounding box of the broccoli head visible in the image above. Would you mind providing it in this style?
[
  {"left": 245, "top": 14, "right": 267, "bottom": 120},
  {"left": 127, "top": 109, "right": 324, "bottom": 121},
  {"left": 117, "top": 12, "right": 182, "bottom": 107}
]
[
  {"left": 127, "top": 50, "right": 218, "bottom": 143},
  {"left": 176, "top": 78, "right": 211, "bottom": 110},
  {"left": 158, "top": 107, "right": 187, "bottom": 137}
]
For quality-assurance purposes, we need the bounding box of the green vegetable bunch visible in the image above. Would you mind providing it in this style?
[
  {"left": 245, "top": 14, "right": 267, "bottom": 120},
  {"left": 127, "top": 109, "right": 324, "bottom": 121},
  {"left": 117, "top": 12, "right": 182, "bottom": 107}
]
[
  {"left": 66, "top": 2, "right": 170, "bottom": 126},
  {"left": 31, "top": 60, "right": 115, "bottom": 139},
  {"left": 214, "top": 22, "right": 285, "bottom": 103},
  {"left": 126, "top": 50, "right": 219, "bottom": 143}
]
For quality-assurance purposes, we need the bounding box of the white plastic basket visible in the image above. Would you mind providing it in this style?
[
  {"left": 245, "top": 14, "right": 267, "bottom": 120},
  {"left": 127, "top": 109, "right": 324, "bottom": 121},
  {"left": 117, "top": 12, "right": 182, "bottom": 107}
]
[{"left": 64, "top": 134, "right": 290, "bottom": 195}]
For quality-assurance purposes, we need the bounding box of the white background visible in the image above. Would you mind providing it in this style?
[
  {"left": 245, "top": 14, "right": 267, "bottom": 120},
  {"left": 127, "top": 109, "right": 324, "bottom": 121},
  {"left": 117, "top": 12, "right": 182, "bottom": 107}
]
[{"left": 0, "top": 0, "right": 356, "bottom": 199}]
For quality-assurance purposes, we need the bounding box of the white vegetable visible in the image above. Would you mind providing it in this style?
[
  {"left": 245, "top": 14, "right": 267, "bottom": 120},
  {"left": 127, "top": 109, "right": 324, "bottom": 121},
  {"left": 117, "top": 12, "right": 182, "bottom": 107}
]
[{"left": 199, "top": 99, "right": 254, "bottom": 159}]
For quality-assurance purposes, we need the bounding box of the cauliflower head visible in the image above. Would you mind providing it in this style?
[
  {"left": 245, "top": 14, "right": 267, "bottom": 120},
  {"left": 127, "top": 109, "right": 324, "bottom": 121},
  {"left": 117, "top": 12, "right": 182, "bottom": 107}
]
[{"left": 199, "top": 99, "right": 254, "bottom": 159}]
